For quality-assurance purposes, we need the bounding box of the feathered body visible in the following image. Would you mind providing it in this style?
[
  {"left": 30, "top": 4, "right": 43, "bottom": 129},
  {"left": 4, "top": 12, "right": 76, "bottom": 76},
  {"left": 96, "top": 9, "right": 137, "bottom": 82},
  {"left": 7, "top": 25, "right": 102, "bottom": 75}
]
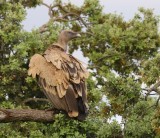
[{"left": 28, "top": 30, "right": 89, "bottom": 120}]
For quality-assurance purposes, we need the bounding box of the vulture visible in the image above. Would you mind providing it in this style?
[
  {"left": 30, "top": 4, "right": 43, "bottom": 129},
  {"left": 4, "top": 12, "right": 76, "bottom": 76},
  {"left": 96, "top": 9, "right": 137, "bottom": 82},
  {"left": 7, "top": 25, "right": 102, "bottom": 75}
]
[{"left": 28, "top": 30, "right": 89, "bottom": 120}]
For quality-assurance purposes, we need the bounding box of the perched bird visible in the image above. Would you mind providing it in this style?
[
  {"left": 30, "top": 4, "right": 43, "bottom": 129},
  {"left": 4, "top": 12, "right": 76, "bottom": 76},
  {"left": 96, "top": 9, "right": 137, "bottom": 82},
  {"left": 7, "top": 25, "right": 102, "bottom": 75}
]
[{"left": 28, "top": 30, "right": 89, "bottom": 120}]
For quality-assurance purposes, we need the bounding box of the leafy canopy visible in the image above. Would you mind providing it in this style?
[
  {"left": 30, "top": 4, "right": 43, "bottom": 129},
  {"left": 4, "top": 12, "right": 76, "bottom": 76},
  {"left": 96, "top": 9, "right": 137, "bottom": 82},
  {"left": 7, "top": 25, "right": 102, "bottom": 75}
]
[{"left": 0, "top": 0, "right": 160, "bottom": 137}]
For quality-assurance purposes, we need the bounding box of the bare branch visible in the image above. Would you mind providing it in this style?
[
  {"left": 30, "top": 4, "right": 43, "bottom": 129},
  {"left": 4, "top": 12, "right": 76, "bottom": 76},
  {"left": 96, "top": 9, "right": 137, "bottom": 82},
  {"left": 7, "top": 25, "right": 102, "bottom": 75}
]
[
  {"left": 155, "top": 96, "right": 160, "bottom": 107},
  {"left": 41, "top": 2, "right": 53, "bottom": 18},
  {"left": 41, "top": 2, "right": 50, "bottom": 8},
  {"left": 39, "top": 24, "right": 48, "bottom": 33},
  {"left": 145, "top": 81, "right": 160, "bottom": 100},
  {"left": 63, "top": 13, "right": 88, "bottom": 27},
  {"left": 48, "top": 5, "right": 53, "bottom": 18},
  {"left": 0, "top": 109, "right": 55, "bottom": 123},
  {"left": 150, "top": 81, "right": 160, "bottom": 92},
  {"left": 52, "top": 4, "right": 69, "bottom": 13},
  {"left": 80, "top": 32, "right": 94, "bottom": 36},
  {"left": 41, "top": 2, "right": 69, "bottom": 19},
  {"left": 95, "top": 55, "right": 113, "bottom": 63},
  {"left": 39, "top": 2, "right": 90, "bottom": 33},
  {"left": 22, "top": 98, "right": 50, "bottom": 105}
]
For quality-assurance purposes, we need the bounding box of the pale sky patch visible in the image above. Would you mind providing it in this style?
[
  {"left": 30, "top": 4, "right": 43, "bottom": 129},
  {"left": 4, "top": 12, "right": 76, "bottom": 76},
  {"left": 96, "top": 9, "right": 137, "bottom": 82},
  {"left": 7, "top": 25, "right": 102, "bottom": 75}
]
[{"left": 22, "top": 0, "right": 160, "bottom": 31}]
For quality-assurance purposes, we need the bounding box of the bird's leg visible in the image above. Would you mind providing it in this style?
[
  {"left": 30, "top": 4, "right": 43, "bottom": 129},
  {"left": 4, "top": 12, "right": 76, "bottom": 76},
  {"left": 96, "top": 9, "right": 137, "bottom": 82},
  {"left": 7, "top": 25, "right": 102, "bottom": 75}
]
[
  {"left": 45, "top": 107, "right": 60, "bottom": 114},
  {"left": 45, "top": 107, "right": 54, "bottom": 111}
]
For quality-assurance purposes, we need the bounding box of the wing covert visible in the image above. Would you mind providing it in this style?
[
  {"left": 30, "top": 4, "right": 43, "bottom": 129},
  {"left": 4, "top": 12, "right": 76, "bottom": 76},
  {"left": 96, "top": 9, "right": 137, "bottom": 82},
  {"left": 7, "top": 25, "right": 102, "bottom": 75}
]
[{"left": 28, "top": 47, "right": 89, "bottom": 119}]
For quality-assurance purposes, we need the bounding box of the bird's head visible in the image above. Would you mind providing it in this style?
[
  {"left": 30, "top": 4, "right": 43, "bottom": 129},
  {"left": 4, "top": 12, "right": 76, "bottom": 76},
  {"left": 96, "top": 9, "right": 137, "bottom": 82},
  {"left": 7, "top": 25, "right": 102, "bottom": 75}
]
[
  {"left": 59, "top": 30, "right": 81, "bottom": 41},
  {"left": 56, "top": 30, "right": 81, "bottom": 51}
]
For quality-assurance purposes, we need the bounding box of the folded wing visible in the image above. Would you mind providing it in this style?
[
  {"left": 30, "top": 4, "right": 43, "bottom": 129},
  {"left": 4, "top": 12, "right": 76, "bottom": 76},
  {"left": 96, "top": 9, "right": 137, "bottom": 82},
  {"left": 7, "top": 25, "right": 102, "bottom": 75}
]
[{"left": 28, "top": 47, "right": 89, "bottom": 120}]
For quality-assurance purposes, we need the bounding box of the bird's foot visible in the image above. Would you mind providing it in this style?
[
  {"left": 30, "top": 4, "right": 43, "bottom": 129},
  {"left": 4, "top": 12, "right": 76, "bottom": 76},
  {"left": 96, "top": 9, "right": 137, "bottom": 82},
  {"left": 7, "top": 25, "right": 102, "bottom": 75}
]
[{"left": 45, "top": 108, "right": 60, "bottom": 114}]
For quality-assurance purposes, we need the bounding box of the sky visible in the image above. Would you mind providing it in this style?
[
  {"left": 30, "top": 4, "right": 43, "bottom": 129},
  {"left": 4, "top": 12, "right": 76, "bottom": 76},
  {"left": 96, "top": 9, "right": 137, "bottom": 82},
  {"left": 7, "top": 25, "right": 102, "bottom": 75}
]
[
  {"left": 22, "top": 0, "right": 160, "bottom": 64},
  {"left": 23, "top": 0, "right": 160, "bottom": 31}
]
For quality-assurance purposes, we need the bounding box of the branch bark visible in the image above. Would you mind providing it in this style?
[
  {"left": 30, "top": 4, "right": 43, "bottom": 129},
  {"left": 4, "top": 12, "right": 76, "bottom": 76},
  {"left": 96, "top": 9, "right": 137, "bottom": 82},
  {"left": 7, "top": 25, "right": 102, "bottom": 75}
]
[{"left": 0, "top": 109, "right": 55, "bottom": 123}]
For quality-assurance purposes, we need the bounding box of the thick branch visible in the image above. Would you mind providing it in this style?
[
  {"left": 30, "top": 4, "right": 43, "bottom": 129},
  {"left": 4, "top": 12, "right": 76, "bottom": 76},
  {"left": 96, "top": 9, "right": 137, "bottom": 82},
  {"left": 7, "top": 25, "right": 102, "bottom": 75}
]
[{"left": 0, "top": 109, "right": 55, "bottom": 123}]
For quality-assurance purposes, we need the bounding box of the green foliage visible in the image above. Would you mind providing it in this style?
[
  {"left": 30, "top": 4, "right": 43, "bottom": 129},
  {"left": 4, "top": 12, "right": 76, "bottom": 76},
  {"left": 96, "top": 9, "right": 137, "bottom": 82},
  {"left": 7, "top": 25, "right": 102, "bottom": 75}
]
[
  {"left": 0, "top": 0, "right": 160, "bottom": 137},
  {"left": 0, "top": 114, "right": 103, "bottom": 138},
  {"left": 97, "top": 120, "right": 122, "bottom": 138},
  {"left": 104, "top": 76, "right": 141, "bottom": 115},
  {"left": 10, "top": 0, "right": 43, "bottom": 7},
  {"left": 141, "top": 54, "right": 160, "bottom": 85}
]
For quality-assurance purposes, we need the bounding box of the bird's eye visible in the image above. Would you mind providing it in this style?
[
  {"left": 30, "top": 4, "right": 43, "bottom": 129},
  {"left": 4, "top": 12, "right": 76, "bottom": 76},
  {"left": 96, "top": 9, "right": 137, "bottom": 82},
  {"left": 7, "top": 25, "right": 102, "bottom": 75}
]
[{"left": 68, "top": 32, "right": 73, "bottom": 35}]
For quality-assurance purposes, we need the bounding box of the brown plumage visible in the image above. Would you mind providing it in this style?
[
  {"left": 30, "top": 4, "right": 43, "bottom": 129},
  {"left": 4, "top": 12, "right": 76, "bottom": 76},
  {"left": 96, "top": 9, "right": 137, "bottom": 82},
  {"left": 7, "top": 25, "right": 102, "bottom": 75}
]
[{"left": 28, "top": 30, "right": 89, "bottom": 120}]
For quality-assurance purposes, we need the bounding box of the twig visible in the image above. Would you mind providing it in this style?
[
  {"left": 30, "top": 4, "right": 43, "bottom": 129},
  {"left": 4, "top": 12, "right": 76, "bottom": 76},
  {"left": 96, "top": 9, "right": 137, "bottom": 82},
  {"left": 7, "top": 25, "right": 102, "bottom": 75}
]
[
  {"left": 39, "top": 2, "right": 90, "bottom": 33},
  {"left": 95, "top": 55, "right": 113, "bottom": 63},
  {"left": 22, "top": 98, "right": 50, "bottom": 105},
  {"left": 41, "top": 2, "right": 53, "bottom": 18},
  {"left": 51, "top": 4, "right": 69, "bottom": 13},
  {"left": 145, "top": 81, "right": 160, "bottom": 100},
  {"left": 80, "top": 32, "right": 94, "bottom": 36},
  {"left": 41, "top": 2, "right": 50, "bottom": 8},
  {"left": 139, "top": 96, "right": 160, "bottom": 119},
  {"left": 155, "top": 96, "right": 160, "bottom": 107}
]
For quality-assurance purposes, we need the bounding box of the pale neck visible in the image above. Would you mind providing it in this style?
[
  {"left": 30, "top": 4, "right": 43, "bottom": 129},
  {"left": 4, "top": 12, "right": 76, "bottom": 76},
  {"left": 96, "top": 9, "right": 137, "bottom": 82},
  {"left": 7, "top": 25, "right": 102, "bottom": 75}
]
[{"left": 57, "top": 37, "right": 68, "bottom": 51}]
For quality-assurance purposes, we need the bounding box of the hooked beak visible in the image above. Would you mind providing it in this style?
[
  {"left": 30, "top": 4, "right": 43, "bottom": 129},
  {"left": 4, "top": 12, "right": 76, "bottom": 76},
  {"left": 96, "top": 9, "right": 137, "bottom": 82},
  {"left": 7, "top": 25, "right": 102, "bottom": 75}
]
[
  {"left": 71, "top": 32, "right": 81, "bottom": 40},
  {"left": 76, "top": 33, "right": 81, "bottom": 37}
]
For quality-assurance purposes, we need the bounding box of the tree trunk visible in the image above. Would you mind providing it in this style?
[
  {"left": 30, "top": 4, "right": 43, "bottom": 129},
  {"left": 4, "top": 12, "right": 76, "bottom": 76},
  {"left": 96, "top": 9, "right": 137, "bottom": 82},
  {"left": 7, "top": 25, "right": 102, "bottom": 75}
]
[{"left": 0, "top": 109, "right": 55, "bottom": 123}]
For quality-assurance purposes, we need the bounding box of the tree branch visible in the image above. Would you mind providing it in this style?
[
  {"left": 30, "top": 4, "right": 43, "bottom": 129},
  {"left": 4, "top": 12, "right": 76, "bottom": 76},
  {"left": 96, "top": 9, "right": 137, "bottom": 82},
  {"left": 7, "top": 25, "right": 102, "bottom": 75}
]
[
  {"left": 0, "top": 109, "right": 55, "bottom": 123},
  {"left": 155, "top": 96, "right": 160, "bottom": 107},
  {"left": 39, "top": 2, "right": 90, "bottom": 33},
  {"left": 41, "top": 2, "right": 50, "bottom": 8},
  {"left": 22, "top": 98, "right": 50, "bottom": 105},
  {"left": 145, "top": 80, "right": 160, "bottom": 100}
]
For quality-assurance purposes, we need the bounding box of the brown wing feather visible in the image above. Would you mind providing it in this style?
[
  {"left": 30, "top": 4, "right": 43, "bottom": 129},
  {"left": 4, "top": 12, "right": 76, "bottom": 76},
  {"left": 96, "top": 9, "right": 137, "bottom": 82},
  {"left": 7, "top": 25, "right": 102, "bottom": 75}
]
[
  {"left": 28, "top": 47, "right": 89, "bottom": 119},
  {"left": 39, "top": 78, "right": 69, "bottom": 111},
  {"left": 65, "top": 85, "right": 78, "bottom": 117}
]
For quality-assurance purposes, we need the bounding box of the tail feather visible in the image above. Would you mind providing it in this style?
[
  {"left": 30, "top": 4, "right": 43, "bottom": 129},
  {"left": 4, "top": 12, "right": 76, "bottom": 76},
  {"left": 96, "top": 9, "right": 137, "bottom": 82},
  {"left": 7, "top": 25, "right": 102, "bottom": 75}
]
[{"left": 77, "top": 97, "right": 88, "bottom": 121}]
